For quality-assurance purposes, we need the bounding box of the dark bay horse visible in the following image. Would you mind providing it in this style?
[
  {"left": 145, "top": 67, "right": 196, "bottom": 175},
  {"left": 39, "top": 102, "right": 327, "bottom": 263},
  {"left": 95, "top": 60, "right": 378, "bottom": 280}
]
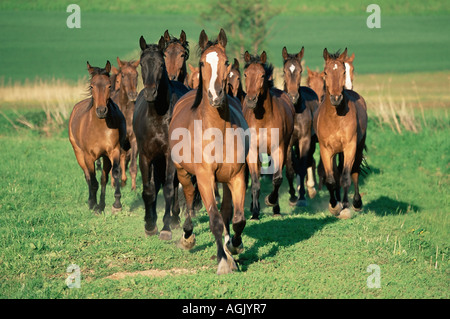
[
  {"left": 133, "top": 36, "right": 190, "bottom": 240},
  {"left": 163, "top": 30, "right": 190, "bottom": 86},
  {"left": 282, "top": 46, "right": 319, "bottom": 206},
  {"left": 227, "top": 58, "right": 245, "bottom": 106},
  {"left": 313, "top": 48, "right": 367, "bottom": 219},
  {"left": 69, "top": 61, "right": 128, "bottom": 213},
  {"left": 169, "top": 29, "right": 249, "bottom": 274},
  {"left": 243, "top": 51, "right": 295, "bottom": 219},
  {"left": 111, "top": 57, "right": 140, "bottom": 190}
]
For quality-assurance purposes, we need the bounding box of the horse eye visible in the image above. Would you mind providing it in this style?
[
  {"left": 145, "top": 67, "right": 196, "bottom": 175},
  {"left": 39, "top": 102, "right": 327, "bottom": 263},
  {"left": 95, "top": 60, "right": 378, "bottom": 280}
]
[
  {"left": 225, "top": 61, "right": 229, "bottom": 66},
  {"left": 199, "top": 62, "right": 204, "bottom": 67},
  {"left": 180, "top": 54, "right": 185, "bottom": 58}
]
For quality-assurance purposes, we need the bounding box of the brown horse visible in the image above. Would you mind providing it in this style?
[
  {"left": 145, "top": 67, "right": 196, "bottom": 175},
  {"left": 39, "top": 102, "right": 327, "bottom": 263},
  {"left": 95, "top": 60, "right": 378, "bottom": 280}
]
[
  {"left": 282, "top": 46, "right": 319, "bottom": 206},
  {"left": 169, "top": 29, "right": 248, "bottom": 274},
  {"left": 163, "top": 30, "right": 190, "bottom": 86},
  {"left": 111, "top": 57, "right": 140, "bottom": 190},
  {"left": 69, "top": 61, "right": 128, "bottom": 213},
  {"left": 133, "top": 35, "right": 190, "bottom": 240},
  {"left": 227, "top": 58, "right": 245, "bottom": 106},
  {"left": 187, "top": 64, "right": 200, "bottom": 89},
  {"left": 313, "top": 48, "right": 367, "bottom": 219},
  {"left": 306, "top": 66, "right": 325, "bottom": 103},
  {"left": 243, "top": 51, "right": 295, "bottom": 219}
]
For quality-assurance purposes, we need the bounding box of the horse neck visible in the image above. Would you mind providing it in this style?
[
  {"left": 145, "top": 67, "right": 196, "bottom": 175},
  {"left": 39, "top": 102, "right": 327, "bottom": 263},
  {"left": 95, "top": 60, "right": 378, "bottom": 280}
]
[
  {"left": 257, "top": 85, "right": 273, "bottom": 116},
  {"left": 178, "top": 63, "right": 187, "bottom": 83},
  {"left": 153, "top": 73, "right": 171, "bottom": 114},
  {"left": 200, "top": 90, "right": 230, "bottom": 128},
  {"left": 323, "top": 89, "right": 347, "bottom": 116},
  {"left": 118, "top": 82, "right": 129, "bottom": 106}
]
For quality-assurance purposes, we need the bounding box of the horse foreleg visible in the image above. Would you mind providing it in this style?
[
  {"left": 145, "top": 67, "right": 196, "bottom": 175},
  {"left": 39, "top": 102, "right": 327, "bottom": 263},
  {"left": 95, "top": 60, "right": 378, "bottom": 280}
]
[
  {"left": 197, "top": 172, "right": 234, "bottom": 275},
  {"left": 140, "top": 155, "right": 157, "bottom": 236},
  {"left": 296, "top": 136, "right": 311, "bottom": 206},
  {"left": 226, "top": 170, "right": 246, "bottom": 256},
  {"left": 285, "top": 139, "right": 298, "bottom": 206},
  {"left": 110, "top": 149, "right": 123, "bottom": 213},
  {"left": 306, "top": 135, "right": 317, "bottom": 199},
  {"left": 265, "top": 146, "right": 284, "bottom": 216},
  {"left": 320, "top": 146, "right": 342, "bottom": 216},
  {"left": 99, "top": 156, "right": 111, "bottom": 213},
  {"left": 160, "top": 157, "right": 176, "bottom": 240},
  {"left": 129, "top": 137, "right": 138, "bottom": 191},
  {"left": 82, "top": 155, "right": 99, "bottom": 211},
  {"left": 176, "top": 166, "right": 196, "bottom": 249},
  {"left": 351, "top": 136, "right": 366, "bottom": 211},
  {"left": 247, "top": 161, "right": 261, "bottom": 220}
]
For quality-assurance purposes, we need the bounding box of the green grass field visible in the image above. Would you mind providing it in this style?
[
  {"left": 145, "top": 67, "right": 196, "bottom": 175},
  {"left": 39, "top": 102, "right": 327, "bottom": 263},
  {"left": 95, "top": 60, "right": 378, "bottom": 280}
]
[{"left": 0, "top": 0, "right": 449, "bottom": 300}]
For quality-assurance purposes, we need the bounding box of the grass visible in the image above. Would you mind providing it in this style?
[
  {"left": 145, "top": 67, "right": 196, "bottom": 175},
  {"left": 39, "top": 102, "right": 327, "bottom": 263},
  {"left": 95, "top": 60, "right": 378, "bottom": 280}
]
[{"left": 0, "top": 104, "right": 448, "bottom": 299}]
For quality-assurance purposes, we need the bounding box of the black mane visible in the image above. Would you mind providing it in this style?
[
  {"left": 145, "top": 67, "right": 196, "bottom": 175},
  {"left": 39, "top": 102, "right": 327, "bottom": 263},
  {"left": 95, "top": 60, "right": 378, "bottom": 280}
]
[{"left": 244, "top": 53, "right": 274, "bottom": 88}]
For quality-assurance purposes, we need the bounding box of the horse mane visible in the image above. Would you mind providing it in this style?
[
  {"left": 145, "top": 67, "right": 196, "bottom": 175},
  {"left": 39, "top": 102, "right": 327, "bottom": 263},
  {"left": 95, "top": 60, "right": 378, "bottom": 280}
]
[
  {"left": 243, "top": 53, "right": 274, "bottom": 88},
  {"left": 327, "top": 49, "right": 343, "bottom": 60},
  {"left": 165, "top": 34, "right": 190, "bottom": 60}
]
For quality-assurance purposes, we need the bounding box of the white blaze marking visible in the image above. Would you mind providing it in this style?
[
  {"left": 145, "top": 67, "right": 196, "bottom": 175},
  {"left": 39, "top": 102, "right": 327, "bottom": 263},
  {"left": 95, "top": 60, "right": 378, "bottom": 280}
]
[
  {"left": 206, "top": 51, "right": 219, "bottom": 100},
  {"left": 307, "top": 167, "right": 315, "bottom": 188},
  {"left": 344, "top": 62, "right": 352, "bottom": 90},
  {"left": 333, "top": 64, "right": 338, "bottom": 70},
  {"left": 289, "top": 64, "right": 296, "bottom": 73},
  {"left": 229, "top": 71, "right": 234, "bottom": 78}
]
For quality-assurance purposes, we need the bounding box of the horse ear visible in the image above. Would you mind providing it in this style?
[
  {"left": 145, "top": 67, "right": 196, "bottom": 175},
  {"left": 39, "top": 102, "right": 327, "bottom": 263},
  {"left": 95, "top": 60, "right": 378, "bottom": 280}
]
[
  {"left": 244, "top": 51, "right": 251, "bottom": 63},
  {"left": 164, "top": 30, "right": 171, "bottom": 42},
  {"left": 158, "top": 36, "right": 166, "bottom": 52},
  {"left": 297, "top": 46, "right": 304, "bottom": 61},
  {"left": 323, "top": 48, "right": 329, "bottom": 61},
  {"left": 260, "top": 51, "right": 267, "bottom": 64},
  {"left": 132, "top": 59, "right": 140, "bottom": 68},
  {"left": 233, "top": 58, "right": 239, "bottom": 69},
  {"left": 116, "top": 57, "right": 123, "bottom": 68},
  {"left": 199, "top": 30, "right": 209, "bottom": 50},
  {"left": 180, "top": 30, "right": 186, "bottom": 44},
  {"left": 188, "top": 63, "right": 195, "bottom": 73},
  {"left": 320, "top": 71, "right": 325, "bottom": 79},
  {"left": 346, "top": 52, "right": 355, "bottom": 63},
  {"left": 282, "top": 46, "right": 289, "bottom": 61},
  {"left": 140, "top": 36, "right": 147, "bottom": 51},
  {"left": 105, "top": 60, "right": 111, "bottom": 73},
  {"left": 87, "top": 61, "right": 94, "bottom": 74},
  {"left": 339, "top": 48, "right": 348, "bottom": 60},
  {"left": 306, "top": 66, "right": 312, "bottom": 74},
  {"left": 218, "top": 28, "right": 227, "bottom": 48}
]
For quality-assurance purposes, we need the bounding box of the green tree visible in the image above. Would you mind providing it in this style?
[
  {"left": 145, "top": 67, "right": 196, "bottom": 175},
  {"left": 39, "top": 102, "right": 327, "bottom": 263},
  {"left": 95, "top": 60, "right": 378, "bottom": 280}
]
[{"left": 200, "top": 0, "right": 280, "bottom": 59}]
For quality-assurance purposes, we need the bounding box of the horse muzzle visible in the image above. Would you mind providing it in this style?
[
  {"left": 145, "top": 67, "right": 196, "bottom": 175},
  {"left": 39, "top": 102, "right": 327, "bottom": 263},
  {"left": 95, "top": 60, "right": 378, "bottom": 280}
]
[
  {"left": 287, "top": 92, "right": 299, "bottom": 105},
  {"left": 143, "top": 87, "right": 157, "bottom": 102},
  {"left": 245, "top": 95, "right": 258, "bottom": 109},
  {"left": 207, "top": 89, "right": 225, "bottom": 107},
  {"left": 96, "top": 106, "right": 108, "bottom": 119},
  {"left": 128, "top": 92, "right": 138, "bottom": 102},
  {"left": 330, "top": 94, "right": 343, "bottom": 106}
]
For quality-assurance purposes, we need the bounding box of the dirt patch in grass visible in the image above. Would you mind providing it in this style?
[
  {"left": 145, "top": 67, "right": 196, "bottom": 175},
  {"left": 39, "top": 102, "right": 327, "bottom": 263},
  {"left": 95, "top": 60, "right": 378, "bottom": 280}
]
[{"left": 105, "top": 268, "right": 196, "bottom": 280}]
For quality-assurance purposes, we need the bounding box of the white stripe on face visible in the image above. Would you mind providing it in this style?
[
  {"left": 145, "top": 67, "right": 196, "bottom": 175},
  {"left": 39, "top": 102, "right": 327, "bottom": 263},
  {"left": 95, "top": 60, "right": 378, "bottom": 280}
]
[
  {"left": 333, "top": 63, "right": 338, "bottom": 70},
  {"left": 344, "top": 62, "right": 352, "bottom": 90},
  {"left": 289, "top": 64, "right": 296, "bottom": 73},
  {"left": 206, "top": 51, "right": 219, "bottom": 100}
]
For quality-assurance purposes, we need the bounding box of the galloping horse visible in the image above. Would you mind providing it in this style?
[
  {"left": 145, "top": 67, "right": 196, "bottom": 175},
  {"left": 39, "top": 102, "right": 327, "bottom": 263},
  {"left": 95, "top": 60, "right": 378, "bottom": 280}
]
[
  {"left": 169, "top": 29, "right": 249, "bottom": 274},
  {"left": 313, "top": 48, "right": 367, "bottom": 219},
  {"left": 163, "top": 30, "right": 190, "bottom": 86},
  {"left": 281, "top": 46, "right": 319, "bottom": 206},
  {"left": 243, "top": 51, "right": 295, "bottom": 219},
  {"left": 133, "top": 36, "right": 190, "bottom": 240},
  {"left": 111, "top": 57, "right": 140, "bottom": 190},
  {"left": 69, "top": 61, "right": 128, "bottom": 213},
  {"left": 227, "top": 58, "right": 245, "bottom": 106}
]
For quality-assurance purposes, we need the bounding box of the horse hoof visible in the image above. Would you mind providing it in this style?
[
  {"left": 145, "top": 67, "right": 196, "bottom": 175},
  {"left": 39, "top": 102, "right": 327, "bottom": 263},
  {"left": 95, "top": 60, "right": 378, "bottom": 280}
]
[
  {"left": 111, "top": 205, "right": 122, "bottom": 214},
  {"left": 226, "top": 238, "right": 244, "bottom": 255},
  {"left": 296, "top": 199, "right": 308, "bottom": 207},
  {"left": 352, "top": 204, "right": 363, "bottom": 212},
  {"left": 329, "top": 202, "right": 343, "bottom": 216},
  {"left": 288, "top": 197, "right": 298, "bottom": 206},
  {"left": 145, "top": 225, "right": 158, "bottom": 237},
  {"left": 217, "top": 258, "right": 235, "bottom": 275},
  {"left": 307, "top": 187, "right": 317, "bottom": 199},
  {"left": 250, "top": 214, "right": 260, "bottom": 221},
  {"left": 264, "top": 195, "right": 277, "bottom": 207},
  {"left": 337, "top": 208, "right": 354, "bottom": 220},
  {"left": 273, "top": 213, "right": 282, "bottom": 218},
  {"left": 159, "top": 230, "right": 172, "bottom": 241},
  {"left": 178, "top": 233, "right": 195, "bottom": 250}
]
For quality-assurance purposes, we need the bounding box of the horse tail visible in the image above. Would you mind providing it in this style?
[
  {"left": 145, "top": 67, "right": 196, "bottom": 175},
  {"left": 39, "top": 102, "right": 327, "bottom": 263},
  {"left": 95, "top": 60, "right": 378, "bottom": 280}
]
[{"left": 360, "top": 144, "right": 371, "bottom": 177}]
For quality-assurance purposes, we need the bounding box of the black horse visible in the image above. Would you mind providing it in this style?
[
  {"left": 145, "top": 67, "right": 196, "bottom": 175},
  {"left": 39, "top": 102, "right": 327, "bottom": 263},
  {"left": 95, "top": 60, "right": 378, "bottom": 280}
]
[{"left": 133, "top": 35, "right": 190, "bottom": 240}]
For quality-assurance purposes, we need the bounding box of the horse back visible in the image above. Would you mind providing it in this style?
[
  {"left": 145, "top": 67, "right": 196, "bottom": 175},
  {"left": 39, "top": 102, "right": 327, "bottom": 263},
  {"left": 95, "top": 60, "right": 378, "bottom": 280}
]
[{"left": 344, "top": 89, "right": 368, "bottom": 140}]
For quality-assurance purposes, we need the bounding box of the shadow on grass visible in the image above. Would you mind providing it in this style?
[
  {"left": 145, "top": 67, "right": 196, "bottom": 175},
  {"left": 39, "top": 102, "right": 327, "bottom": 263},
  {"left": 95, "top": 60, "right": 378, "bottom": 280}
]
[
  {"left": 237, "top": 215, "right": 338, "bottom": 271},
  {"left": 365, "top": 195, "right": 420, "bottom": 216}
]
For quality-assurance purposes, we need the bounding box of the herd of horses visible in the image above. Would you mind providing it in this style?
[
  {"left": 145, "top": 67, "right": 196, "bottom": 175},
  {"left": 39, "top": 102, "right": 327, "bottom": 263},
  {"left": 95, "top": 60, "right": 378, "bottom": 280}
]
[{"left": 68, "top": 29, "right": 367, "bottom": 274}]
